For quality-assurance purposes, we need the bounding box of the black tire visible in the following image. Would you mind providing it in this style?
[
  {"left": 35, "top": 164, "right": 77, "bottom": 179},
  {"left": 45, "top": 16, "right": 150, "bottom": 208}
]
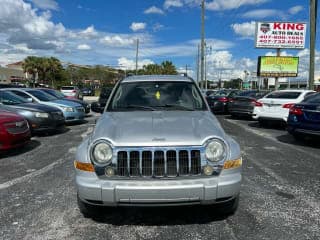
[
  {"left": 292, "top": 132, "right": 304, "bottom": 141},
  {"left": 77, "top": 194, "right": 99, "bottom": 218},
  {"left": 258, "top": 119, "right": 268, "bottom": 127}
]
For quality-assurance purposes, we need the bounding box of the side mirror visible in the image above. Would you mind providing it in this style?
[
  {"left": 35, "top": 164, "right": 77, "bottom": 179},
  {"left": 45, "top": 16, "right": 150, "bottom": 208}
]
[{"left": 91, "top": 102, "right": 104, "bottom": 113}]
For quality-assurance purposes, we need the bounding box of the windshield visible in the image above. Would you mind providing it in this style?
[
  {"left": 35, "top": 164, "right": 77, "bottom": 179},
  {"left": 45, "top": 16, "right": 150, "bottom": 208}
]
[
  {"left": 265, "top": 91, "right": 302, "bottom": 99},
  {"left": 26, "top": 90, "right": 58, "bottom": 102},
  {"left": 0, "top": 91, "right": 29, "bottom": 105},
  {"left": 302, "top": 93, "right": 320, "bottom": 103},
  {"left": 108, "top": 81, "right": 206, "bottom": 111},
  {"left": 41, "top": 89, "right": 64, "bottom": 99},
  {"left": 61, "top": 86, "right": 75, "bottom": 90}
]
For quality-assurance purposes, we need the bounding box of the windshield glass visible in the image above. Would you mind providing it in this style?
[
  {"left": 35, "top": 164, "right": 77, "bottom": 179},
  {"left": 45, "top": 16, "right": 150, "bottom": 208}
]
[
  {"left": 0, "top": 91, "right": 28, "bottom": 105},
  {"left": 26, "top": 90, "right": 57, "bottom": 102},
  {"left": 302, "top": 93, "right": 320, "bottom": 103},
  {"left": 108, "top": 81, "right": 206, "bottom": 111},
  {"left": 265, "top": 91, "right": 302, "bottom": 99},
  {"left": 41, "top": 89, "right": 64, "bottom": 99}
]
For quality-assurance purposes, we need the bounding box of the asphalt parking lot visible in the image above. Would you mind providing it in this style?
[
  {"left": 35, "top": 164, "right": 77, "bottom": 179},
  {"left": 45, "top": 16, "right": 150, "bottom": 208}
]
[{"left": 0, "top": 113, "right": 320, "bottom": 240}]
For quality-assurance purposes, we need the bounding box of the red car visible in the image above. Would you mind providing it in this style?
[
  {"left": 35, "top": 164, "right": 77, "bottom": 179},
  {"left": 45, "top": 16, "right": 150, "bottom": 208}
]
[{"left": 0, "top": 111, "right": 31, "bottom": 151}]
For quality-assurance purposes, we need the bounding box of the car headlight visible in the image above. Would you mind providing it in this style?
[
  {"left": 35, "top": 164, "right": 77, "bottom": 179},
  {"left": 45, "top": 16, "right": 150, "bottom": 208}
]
[
  {"left": 61, "top": 107, "right": 74, "bottom": 112},
  {"left": 205, "top": 139, "right": 227, "bottom": 162},
  {"left": 91, "top": 141, "right": 113, "bottom": 165},
  {"left": 34, "top": 112, "right": 49, "bottom": 118}
]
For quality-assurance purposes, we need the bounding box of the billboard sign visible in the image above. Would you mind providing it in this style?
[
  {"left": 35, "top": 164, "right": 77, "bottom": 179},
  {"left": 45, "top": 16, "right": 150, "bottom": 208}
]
[
  {"left": 255, "top": 22, "right": 307, "bottom": 49},
  {"left": 257, "top": 56, "right": 299, "bottom": 77}
]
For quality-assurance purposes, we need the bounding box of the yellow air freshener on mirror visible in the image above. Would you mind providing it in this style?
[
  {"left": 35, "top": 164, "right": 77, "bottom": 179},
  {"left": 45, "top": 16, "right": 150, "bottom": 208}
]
[{"left": 155, "top": 91, "right": 161, "bottom": 100}]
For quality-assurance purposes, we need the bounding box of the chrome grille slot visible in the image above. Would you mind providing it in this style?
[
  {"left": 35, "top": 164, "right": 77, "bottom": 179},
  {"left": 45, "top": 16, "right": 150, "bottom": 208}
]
[
  {"left": 179, "top": 150, "right": 189, "bottom": 175},
  {"left": 191, "top": 150, "right": 201, "bottom": 174},
  {"left": 154, "top": 151, "right": 165, "bottom": 177},
  {"left": 115, "top": 148, "right": 202, "bottom": 178},
  {"left": 117, "top": 151, "right": 128, "bottom": 176},
  {"left": 129, "top": 151, "right": 140, "bottom": 176},
  {"left": 166, "top": 150, "right": 177, "bottom": 176},
  {"left": 142, "top": 151, "right": 152, "bottom": 176}
]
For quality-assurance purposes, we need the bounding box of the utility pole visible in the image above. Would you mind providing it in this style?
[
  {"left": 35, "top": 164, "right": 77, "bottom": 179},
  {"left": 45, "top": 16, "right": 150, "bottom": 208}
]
[
  {"left": 196, "top": 44, "right": 200, "bottom": 85},
  {"left": 275, "top": 48, "right": 280, "bottom": 90},
  {"left": 200, "top": 0, "right": 205, "bottom": 89},
  {"left": 135, "top": 38, "right": 139, "bottom": 75},
  {"left": 309, "top": 0, "right": 317, "bottom": 90}
]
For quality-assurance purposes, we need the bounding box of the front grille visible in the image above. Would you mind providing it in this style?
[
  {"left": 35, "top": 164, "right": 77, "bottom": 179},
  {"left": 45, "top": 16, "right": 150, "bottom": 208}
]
[
  {"left": 76, "top": 107, "right": 85, "bottom": 112},
  {"left": 5, "top": 120, "right": 29, "bottom": 134},
  {"left": 51, "top": 111, "right": 64, "bottom": 120},
  {"left": 116, "top": 149, "right": 202, "bottom": 178}
]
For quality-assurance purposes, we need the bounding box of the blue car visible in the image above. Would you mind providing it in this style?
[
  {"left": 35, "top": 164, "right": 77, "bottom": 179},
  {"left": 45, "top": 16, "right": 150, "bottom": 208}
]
[
  {"left": 287, "top": 92, "right": 320, "bottom": 139},
  {"left": 5, "top": 88, "right": 85, "bottom": 123}
]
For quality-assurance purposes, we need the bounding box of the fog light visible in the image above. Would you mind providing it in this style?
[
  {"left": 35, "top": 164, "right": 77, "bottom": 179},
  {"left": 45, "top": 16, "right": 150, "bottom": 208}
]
[
  {"left": 203, "top": 165, "right": 214, "bottom": 176},
  {"left": 105, "top": 167, "right": 115, "bottom": 177}
]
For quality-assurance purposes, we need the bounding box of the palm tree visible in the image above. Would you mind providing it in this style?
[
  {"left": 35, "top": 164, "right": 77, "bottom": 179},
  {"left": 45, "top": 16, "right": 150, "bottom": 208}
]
[
  {"left": 161, "top": 61, "right": 177, "bottom": 75},
  {"left": 48, "top": 57, "right": 63, "bottom": 88},
  {"left": 22, "top": 56, "right": 39, "bottom": 87}
]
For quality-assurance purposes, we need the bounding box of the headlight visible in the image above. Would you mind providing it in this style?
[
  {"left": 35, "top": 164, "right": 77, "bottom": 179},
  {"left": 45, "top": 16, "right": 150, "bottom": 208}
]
[
  {"left": 34, "top": 112, "right": 49, "bottom": 118},
  {"left": 61, "top": 107, "right": 74, "bottom": 112},
  {"left": 91, "top": 141, "right": 113, "bottom": 165},
  {"left": 205, "top": 139, "right": 227, "bottom": 162}
]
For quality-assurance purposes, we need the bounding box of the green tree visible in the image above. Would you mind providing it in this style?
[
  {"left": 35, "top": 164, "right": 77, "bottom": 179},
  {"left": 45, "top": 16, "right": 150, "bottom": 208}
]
[
  {"left": 161, "top": 61, "right": 177, "bottom": 74},
  {"left": 22, "top": 56, "right": 40, "bottom": 87}
]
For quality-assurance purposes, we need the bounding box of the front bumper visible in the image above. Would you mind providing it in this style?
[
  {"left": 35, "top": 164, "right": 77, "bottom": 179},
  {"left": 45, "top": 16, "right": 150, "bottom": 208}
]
[
  {"left": 76, "top": 169, "right": 241, "bottom": 206},
  {"left": 0, "top": 130, "right": 31, "bottom": 150},
  {"left": 63, "top": 111, "right": 85, "bottom": 122}
]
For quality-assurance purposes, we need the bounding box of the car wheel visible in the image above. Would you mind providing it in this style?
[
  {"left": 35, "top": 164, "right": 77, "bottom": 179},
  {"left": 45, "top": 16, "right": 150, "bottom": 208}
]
[
  {"left": 292, "top": 132, "right": 304, "bottom": 141},
  {"left": 77, "top": 194, "right": 100, "bottom": 218},
  {"left": 258, "top": 119, "right": 268, "bottom": 127}
]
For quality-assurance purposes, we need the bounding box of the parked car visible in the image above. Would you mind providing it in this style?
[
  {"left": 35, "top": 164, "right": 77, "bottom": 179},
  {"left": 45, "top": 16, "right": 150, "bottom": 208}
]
[
  {"left": 0, "top": 90, "right": 65, "bottom": 134},
  {"left": 228, "top": 90, "right": 269, "bottom": 118},
  {"left": 287, "top": 92, "right": 320, "bottom": 139},
  {"left": 60, "top": 86, "right": 83, "bottom": 100},
  {"left": 39, "top": 88, "right": 90, "bottom": 114},
  {"left": 0, "top": 110, "right": 31, "bottom": 151},
  {"left": 81, "top": 87, "right": 95, "bottom": 96},
  {"left": 253, "top": 90, "right": 316, "bottom": 125},
  {"left": 5, "top": 88, "right": 85, "bottom": 123},
  {"left": 206, "top": 89, "right": 240, "bottom": 113},
  {"left": 90, "top": 87, "right": 113, "bottom": 113},
  {"left": 74, "top": 75, "right": 242, "bottom": 217}
]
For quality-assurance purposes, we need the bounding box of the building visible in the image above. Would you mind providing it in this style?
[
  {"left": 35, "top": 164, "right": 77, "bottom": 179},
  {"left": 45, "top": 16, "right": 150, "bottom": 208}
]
[{"left": 0, "top": 66, "right": 25, "bottom": 84}]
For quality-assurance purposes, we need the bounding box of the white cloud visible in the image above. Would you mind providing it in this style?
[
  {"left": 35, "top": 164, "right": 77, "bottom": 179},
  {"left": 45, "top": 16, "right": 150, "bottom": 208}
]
[
  {"left": 79, "top": 25, "right": 98, "bottom": 39},
  {"left": 242, "top": 9, "right": 286, "bottom": 19},
  {"left": 288, "top": 5, "right": 304, "bottom": 15},
  {"left": 77, "top": 44, "right": 91, "bottom": 50},
  {"left": 231, "top": 21, "right": 255, "bottom": 38},
  {"left": 144, "top": 6, "right": 165, "bottom": 15},
  {"left": 130, "top": 22, "right": 147, "bottom": 32},
  {"left": 29, "top": 0, "right": 59, "bottom": 10},
  {"left": 206, "top": 0, "right": 269, "bottom": 11},
  {"left": 100, "top": 35, "right": 136, "bottom": 47},
  {"left": 164, "top": 0, "right": 183, "bottom": 9},
  {"left": 152, "top": 23, "right": 164, "bottom": 32},
  {"left": 117, "top": 57, "right": 154, "bottom": 70}
]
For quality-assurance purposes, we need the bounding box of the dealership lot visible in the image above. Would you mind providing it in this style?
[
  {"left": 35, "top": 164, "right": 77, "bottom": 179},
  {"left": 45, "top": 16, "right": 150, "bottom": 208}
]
[{"left": 0, "top": 113, "right": 319, "bottom": 240}]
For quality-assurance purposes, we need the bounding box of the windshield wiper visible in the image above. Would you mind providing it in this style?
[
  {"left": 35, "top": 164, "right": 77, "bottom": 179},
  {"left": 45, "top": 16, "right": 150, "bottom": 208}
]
[
  {"left": 124, "top": 105, "right": 156, "bottom": 111},
  {"left": 159, "top": 104, "right": 195, "bottom": 111}
]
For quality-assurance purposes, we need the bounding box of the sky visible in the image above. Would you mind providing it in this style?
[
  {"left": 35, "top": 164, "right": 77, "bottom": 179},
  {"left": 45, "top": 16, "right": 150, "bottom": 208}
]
[{"left": 0, "top": 0, "right": 319, "bottom": 81}]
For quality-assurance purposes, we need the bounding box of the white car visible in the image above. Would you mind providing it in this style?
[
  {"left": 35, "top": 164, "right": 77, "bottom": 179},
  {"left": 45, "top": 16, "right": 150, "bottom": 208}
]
[
  {"left": 252, "top": 90, "right": 316, "bottom": 124},
  {"left": 60, "top": 86, "right": 83, "bottom": 99}
]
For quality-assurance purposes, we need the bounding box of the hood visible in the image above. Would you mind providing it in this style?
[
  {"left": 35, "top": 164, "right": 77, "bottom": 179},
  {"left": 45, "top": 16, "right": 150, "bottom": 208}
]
[
  {"left": 48, "top": 99, "right": 82, "bottom": 107},
  {"left": 91, "top": 111, "right": 225, "bottom": 147},
  {"left": 63, "top": 98, "right": 87, "bottom": 106},
  {"left": 5, "top": 103, "right": 60, "bottom": 113},
  {"left": 0, "top": 110, "right": 23, "bottom": 124}
]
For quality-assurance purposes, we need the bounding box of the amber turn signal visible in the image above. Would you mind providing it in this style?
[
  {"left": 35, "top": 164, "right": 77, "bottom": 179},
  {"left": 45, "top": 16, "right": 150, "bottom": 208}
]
[
  {"left": 74, "top": 161, "right": 95, "bottom": 172},
  {"left": 223, "top": 158, "right": 242, "bottom": 170}
]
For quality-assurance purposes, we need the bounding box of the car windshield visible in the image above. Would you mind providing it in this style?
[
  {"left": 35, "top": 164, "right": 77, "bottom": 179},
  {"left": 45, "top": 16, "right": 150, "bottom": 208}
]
[
  {"left": 41, "top": 89, "right": 64, "bottom": 99},
  {"left": 265, "top": 91, "right": 302, "bottom": 99},
  {"left": 26, "top": 90, "right": 57, "bottom": 102},
  {"left": 302, "top": 93, "right": 320, "bottom": 104},
  {"left": 0, "top": 91, "right": 29, "bottom": 105},
  {"left": 61, "top": 86, "right": 75, "bottom": 90},
  {"left": 108, "top": 81, "right": 206, "bottom": 111}
]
